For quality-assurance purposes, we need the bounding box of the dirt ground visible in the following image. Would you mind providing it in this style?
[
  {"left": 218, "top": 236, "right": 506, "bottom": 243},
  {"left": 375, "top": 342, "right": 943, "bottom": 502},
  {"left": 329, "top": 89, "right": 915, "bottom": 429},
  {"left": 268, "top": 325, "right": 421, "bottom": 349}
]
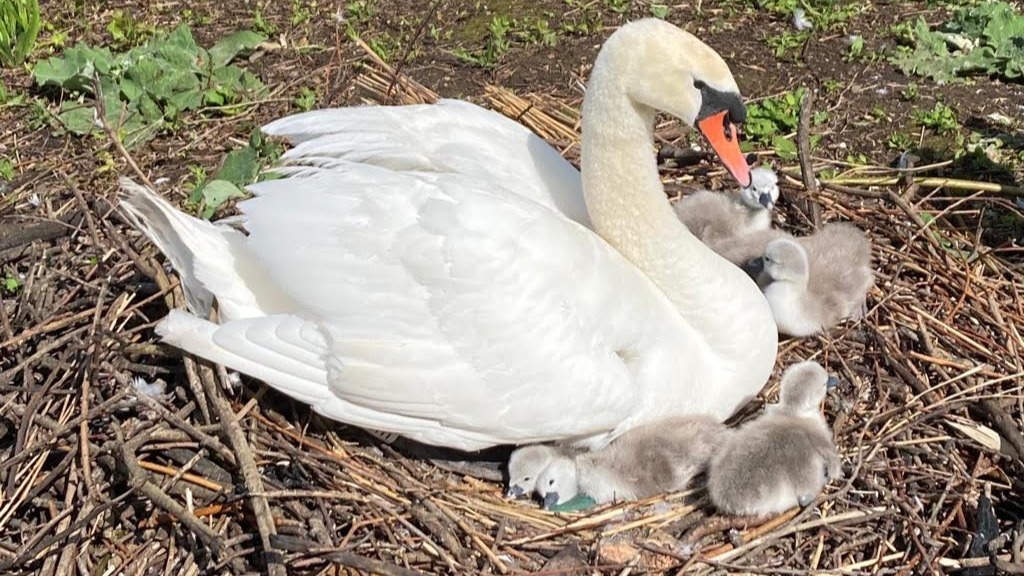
[{"left": 2, "top": 0, "right": 1023, "bottom": 574}]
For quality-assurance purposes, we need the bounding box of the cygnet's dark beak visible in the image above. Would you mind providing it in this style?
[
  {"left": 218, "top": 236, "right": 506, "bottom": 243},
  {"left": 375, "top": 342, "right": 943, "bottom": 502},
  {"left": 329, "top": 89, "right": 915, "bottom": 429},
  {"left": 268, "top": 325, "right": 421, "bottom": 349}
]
[
  {"left": 505, "top": 485, "right": 524, "bottom": 499},
  {"left": 741, "top": 256, "right": 766, "bottom": 280},
  {"left": 758, "top": 192, "right": 774, "bottom": 210},
  {"left": 826, "top": 376, "right": 840, "bottom": 390},
  {"left": 542, "top": 492, "right": 560, "bottom": 510}
]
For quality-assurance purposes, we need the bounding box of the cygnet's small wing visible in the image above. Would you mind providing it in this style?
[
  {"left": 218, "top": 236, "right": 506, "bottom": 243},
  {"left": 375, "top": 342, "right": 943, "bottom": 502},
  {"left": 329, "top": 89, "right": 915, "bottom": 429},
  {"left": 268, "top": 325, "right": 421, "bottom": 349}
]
[
  {"left": 589, "top": 415, "right": 727, "bottom": 500},
  {"left": 674, "top": 190, "right": 746, "bottom": 244},
  {"left": 800, "top": 223, "right": 874, "bottom": 318},
  {"left": 709, "top": 228, "right": 792, "bottom": 267},
  {"left": 708, "top": 416, "right": 828, "bottom": 516}
]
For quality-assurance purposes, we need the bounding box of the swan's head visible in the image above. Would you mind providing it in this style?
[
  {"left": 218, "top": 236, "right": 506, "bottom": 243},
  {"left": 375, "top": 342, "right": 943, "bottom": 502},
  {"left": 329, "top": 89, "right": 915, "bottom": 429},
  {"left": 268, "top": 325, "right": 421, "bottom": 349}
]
[
  {"left": 739, "top": 166, "right": 780, "bottom": 211},
  {"left": 777, "top": 361, "right": 831, "bottom": 418},
  {"left": 762, "top": 238, "right": 809, "bottom": 284},
  {"left": 506, "top": 445, "right": 559, "bottom": 499},
  {"left": 598, "top": 19, "right": 751, "bottom": 186},
  {"left": 535, "top": 456, "right": 578, "bottom": 509}
]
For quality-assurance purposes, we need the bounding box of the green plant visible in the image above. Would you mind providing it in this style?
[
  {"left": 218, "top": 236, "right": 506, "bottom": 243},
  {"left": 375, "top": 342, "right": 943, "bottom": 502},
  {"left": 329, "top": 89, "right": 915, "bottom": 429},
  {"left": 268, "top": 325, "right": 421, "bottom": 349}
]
[
  {"left": 0, "top": 0, "right": 41, "bottom": 66},
  {"left": 187, "top": 129, "right": 282, "bottom": 218},
  {"left": 521, "top": 18, "right": 557, "bottom": 46},
  {"left": 891, "top": 1, "right": 1024, "bottom": 83},
  {"left": 887, "top": 132, "right": 915, "bottom": 151},
  {"left": 604, "top": 0, "right": 631, "bottom": 14},
  {"left": 107, "top": 9, "right": 154, "bottom": 48},
  {"left": 914, "top": 101, "right": 959, "bottom": 134},
  {"left": 345, "top": 0, "right": 373, "bottom": 24},
  {"left": 33, "top": 25, "right": 267, "bottom": 149},
  {"left": 252, "top": 7, "right": 277, "bottom": 35},
  {"left": 368, "top": 33, "right": 400, "bottom": 62},
  {"left": 650, "top": 4, "right": 669, "bottom": 19},
  {"left": 294, "top": 86, "right": 316, "bottom": 111},
  {"left": 291, "top": 0, "right": 315, "bottom": 26},
  {"left": 742, "top": 89, "right": 822, "bottom": 159},
  {"left": 3, "top": 272, "right": 21, "bottom": 294},
  {"left": 766, "top": 31, "right": 809, "bottom": 58},
  {"left": 0, "top": 156, "right": 13, "bottom": 181},
  {"left": 900, "top": 82, "right": 919, "bottom": 101},
  {"left": 846, "top": 34, "right": 864, "bottom": 60},
  {"left": 454, "top": 15, "right": 513, "bottom": 67},
  {"left": 752, "top": 0, "right": 864, "bottom": 30}
]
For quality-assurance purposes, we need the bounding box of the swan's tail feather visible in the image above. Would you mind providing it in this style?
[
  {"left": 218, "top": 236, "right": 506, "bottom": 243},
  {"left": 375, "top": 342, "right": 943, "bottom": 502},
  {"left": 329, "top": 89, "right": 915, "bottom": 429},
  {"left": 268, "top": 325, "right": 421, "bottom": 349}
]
[
  {"left": 119, "top": 178, "right": 215, "bottom": 316},
  {"left": 118, "top": 178, "right": 289, "bottom": 320}
]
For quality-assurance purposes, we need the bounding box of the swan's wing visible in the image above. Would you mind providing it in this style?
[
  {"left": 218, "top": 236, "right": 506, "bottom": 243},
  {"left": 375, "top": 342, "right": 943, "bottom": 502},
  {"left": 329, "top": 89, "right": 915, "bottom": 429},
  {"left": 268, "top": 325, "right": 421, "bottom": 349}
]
[
  {"left": 262, "top": 100, "right": 590, "bottom": 226},
  {"left": 212, "top": 163, "right": 678, "bottom": 448}
]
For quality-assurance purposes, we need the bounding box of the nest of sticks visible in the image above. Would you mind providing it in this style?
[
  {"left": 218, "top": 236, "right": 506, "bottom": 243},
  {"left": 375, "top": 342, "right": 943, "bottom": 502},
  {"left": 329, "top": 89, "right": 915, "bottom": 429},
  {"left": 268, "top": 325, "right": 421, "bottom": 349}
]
[{"left": 1, "top": 46, "right": 1023, "bottom": 576}]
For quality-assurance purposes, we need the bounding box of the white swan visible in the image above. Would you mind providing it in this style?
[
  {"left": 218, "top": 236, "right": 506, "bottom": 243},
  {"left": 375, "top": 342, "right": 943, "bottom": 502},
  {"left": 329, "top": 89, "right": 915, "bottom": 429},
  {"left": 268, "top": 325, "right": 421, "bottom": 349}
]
[{"left": 120, "top": 19, "right": 778, "bottom": 452}]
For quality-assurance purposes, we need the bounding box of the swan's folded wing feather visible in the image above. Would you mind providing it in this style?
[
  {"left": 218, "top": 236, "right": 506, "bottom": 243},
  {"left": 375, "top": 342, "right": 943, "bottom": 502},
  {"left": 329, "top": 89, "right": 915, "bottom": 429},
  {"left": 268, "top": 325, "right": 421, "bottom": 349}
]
[
  {"left": 236, "top": 166, "right": 673, "bottom": 444},
  {"left": 156, "top": 311, "right": 523, "bottom": 450},
  {"left": 261, "top": 100, "right": 590, "bottom": 226}
]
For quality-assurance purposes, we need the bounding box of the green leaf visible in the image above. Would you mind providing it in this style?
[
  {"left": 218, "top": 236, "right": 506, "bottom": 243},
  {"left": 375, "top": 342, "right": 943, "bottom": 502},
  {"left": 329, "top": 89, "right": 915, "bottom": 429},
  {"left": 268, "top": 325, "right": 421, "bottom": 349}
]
[
  {"left": 772, "top": 135, "right": 798, "bottom": 160},
  {"left": 0, "top": 157, "right": 14, "bottom": 181},
  {"left": 208, "top": 30, "right": 266, "bottom": 69},
  {"left": 33, "top": 43, "right": 113, "bottom": 90},
  {"left": 56, "top": 101, "right": 99, "bottom": 135},
  {"left": 198, "top": 179, "right": 246, "bottom": 218},
  {"left": 215, "top": 146, "right": 260, "bottom": 186}
]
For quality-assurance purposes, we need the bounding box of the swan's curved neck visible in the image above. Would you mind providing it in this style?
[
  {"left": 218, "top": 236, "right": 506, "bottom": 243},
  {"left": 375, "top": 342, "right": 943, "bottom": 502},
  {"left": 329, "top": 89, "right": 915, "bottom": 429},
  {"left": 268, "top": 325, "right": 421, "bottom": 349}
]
[
  {"left": 580, "top": 69, "right": 732, "bottom": 311},
  {"left": 579, "top": 57, "right": 776, "bottom": 361}
]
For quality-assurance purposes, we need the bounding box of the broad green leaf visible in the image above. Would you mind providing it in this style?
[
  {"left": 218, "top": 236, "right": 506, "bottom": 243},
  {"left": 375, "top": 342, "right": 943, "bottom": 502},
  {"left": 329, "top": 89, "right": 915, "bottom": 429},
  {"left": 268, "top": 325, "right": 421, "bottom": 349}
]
[
  {"left": 208, "top": 30, "right": 266, "bottom": 69},
  {"left": 199, "top": 179, "right": 246, "bottom": 218},
  {"left": 215, "top": 146, "right": 259, "bottom": 186},
  {"left": 772, "top": 135, "right": 798, "bottom": 160},
  {"left": 56, "top": 102, "right": 98, "bottom": 135}
]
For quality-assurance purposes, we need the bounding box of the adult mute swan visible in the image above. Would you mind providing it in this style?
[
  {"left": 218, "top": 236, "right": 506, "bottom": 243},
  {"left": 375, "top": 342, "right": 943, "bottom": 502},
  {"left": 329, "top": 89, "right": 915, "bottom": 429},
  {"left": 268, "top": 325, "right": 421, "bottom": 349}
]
[{"left": 120, "top": 19, "right": 778, "bottom": 452}]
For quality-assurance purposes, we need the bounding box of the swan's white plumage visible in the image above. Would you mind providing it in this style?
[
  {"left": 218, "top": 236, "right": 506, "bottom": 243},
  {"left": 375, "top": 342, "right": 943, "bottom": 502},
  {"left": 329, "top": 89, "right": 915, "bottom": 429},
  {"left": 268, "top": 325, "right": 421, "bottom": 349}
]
[
  {"left": 122, "top": 19, "right": 777, "bottom": 452},
  {"left": 126, "top": 131, "right": 732, "bottom": 449},
  {"left": 263, "top": 99, "right": 591, "bottom": 227}
]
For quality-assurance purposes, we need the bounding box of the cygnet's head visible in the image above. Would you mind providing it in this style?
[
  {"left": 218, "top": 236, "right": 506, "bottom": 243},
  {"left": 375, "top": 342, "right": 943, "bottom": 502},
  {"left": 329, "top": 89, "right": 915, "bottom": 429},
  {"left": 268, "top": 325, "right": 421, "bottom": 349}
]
[
  {"left": 594, "top": 19, "right": 751, "bottom": 186},
  {"left": 506, "top": 445, "right": 559, "bottom": 499},
  {"left": 739, "top": 166, "right": 780, "bottom": 211},
  {"left": 762, "top": 238, "right": 810, "bottom": 284},
  {"left": 534, "top": 456, "right": 578, "bottom": 510},
  {"left": 777, "top": 361, "right": 836, "bottom": 417}
]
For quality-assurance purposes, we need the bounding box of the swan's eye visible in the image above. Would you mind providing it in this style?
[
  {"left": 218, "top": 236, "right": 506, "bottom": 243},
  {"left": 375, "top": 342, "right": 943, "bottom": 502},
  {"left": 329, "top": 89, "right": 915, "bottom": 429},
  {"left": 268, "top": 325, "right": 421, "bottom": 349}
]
[
  {"left": 524, "top": 477, "right": 531, "bottom": 481},
  {"left": 548, "top": 479, "right": 555, "bottom": 485}
]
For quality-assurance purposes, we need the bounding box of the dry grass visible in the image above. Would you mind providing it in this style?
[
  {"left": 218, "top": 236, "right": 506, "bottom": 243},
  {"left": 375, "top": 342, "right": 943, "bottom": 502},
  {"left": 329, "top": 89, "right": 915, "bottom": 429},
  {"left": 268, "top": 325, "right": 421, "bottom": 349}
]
[{"left": 1, "top": 43, "right": 1023, "bottom": 576}]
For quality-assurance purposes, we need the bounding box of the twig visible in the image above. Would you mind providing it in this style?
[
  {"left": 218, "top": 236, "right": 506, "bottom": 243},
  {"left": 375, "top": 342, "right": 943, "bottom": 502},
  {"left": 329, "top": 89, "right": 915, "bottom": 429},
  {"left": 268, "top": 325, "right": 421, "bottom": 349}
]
[
  {"left": 112, "top": 421, "right": 225, "bottom": 554},
  {"left": 123, "top": 373, "right": 237, "bottom": 467},
  {"left": 826, "top": 176, "right": 1024, "bottom": 197},
  {"left": 384, "top": 0, "right": 439, "bottom": 102},
  {"left": 270, "top": 534, "right": 427, "bottom": 576},
  {"left": 796, "top": 88, "right": 821, "bottom": 227},
  {"left": 200, "top": 364, "right": 285, "bottom": 576},
  {"left": 92, "top": 74, "right": 155, "bottom": 189},
  {"left": 79, "top": 278, "right": 109, "bottom": 500}
]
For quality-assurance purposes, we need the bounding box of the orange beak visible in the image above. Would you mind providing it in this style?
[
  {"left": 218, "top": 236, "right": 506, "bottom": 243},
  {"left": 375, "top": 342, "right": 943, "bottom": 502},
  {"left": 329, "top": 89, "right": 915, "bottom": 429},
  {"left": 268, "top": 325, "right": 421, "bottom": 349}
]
[{"left": 697, "top": 110, "right": 751, "bottom": 187}]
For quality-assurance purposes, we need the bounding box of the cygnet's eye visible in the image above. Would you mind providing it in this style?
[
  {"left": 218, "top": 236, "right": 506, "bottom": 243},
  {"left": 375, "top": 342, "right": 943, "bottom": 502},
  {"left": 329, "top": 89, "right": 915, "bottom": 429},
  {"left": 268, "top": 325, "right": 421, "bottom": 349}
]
[
  {"left": 548, "top": 479, "right": 555, "bottom": 486},
  {"left": 523, "top": 476, "right": 531, "bottom": 482}
]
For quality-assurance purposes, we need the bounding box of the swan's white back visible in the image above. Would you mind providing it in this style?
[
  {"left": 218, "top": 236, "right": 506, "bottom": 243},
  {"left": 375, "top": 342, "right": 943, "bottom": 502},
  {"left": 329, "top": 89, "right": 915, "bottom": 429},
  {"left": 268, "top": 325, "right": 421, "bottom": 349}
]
[{"left": 122, "top": 98, "right": 764, "bottom": 451}]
